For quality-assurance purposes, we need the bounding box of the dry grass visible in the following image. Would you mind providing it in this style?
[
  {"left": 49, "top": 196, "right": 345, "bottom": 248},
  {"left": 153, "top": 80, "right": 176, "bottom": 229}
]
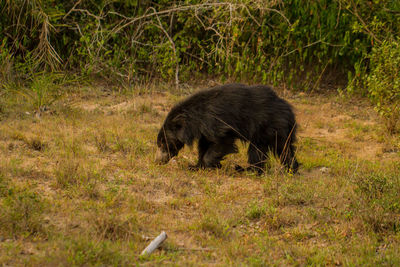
[{"left": 0, "top": 85, "right": 399, "bottom": 266}]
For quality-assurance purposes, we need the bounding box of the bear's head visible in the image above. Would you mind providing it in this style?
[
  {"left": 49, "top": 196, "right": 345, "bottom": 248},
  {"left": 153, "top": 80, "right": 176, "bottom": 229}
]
[{"left": 155, "top": 114, "right": 186, "bottom": 164}]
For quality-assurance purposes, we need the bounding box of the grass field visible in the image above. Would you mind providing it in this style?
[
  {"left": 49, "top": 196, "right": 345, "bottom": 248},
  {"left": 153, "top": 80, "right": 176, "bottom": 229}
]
[{"left": 0, "top": 84, "right": 399, "bottom": 266}]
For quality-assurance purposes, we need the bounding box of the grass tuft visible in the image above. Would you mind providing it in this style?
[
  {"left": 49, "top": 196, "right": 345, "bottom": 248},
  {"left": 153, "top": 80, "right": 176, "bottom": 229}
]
[
  {"left": 354, "top": 172, "right": 400, "bottom": 233},
  {"left": 0, "top": 185, "right": 46, "bottom": 239},
  {"left": 91, "top": 208, "right": 139, "bottom": 241}
]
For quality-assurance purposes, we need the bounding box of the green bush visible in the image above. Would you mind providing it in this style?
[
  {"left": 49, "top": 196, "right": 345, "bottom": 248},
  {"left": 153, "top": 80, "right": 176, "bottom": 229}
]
[
  {"left": 1, "top": 0, "right": 400, "bottom": 118},
  {"left": 18, "top": 73, "right": 65, "bottom": 112},
  {"left": 0, "top": 0, "right": 398, "bottom": 87},
  {"left": 366, "top": 40, "right": 400, "bottom": 133}
]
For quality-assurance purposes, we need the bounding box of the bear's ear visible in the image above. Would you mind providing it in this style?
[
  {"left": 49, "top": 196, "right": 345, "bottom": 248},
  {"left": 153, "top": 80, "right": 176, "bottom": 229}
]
[{"left": 171, "top": 114, "right": 186, "bottom": 129}]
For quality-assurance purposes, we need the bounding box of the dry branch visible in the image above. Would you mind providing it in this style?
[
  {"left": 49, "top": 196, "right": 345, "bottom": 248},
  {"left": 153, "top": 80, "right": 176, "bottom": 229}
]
[{"left": 109, "top": 2, "right": 290, "bottom": 35}]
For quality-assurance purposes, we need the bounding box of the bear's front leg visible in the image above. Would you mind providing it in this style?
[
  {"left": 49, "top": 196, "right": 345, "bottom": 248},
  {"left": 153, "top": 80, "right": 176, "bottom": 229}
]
[
  {"left": 200, "top": 140, "right": 237, "bottom": 169},
  {"left": 193, "top": 136, "right": 211, "bottom": 169},
  {"left": 190, "top": 136, "right": 237, "bottom": 170}
]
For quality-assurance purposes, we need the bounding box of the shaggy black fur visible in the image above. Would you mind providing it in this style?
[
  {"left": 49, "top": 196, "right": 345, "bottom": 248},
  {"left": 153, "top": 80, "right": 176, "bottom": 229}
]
[{"left": 156, "top": 83, "right": 299, "bottom": 174}]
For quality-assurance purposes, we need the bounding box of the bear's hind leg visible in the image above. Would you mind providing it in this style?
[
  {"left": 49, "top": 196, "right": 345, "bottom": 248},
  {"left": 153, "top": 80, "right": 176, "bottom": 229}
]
[{"left": 247, "top": 143, "right": 268, "bottom": 174}]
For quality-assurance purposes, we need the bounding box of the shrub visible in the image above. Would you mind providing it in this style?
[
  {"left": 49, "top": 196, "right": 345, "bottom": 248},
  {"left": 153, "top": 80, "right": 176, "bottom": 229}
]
[
  {"left": 1, "top": 0, "right": 398, "bottom": 88},
  {"left": 366, "top": 40, "right": 400, "bottom": 133}
]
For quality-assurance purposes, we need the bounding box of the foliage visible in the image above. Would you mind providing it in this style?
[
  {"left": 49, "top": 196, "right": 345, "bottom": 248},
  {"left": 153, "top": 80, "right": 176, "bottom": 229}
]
[
  {"left": 0, "top": 1, "right": 398, "bottom": 86},
  {"left": 0, "top": 38, "right": 13, "bottom": 84},
  {"left": 366, "top": 40, "right": 400, "bottom": 133},
  {"left": 17, "top": 72, "right": 65, "bottom": 112}
]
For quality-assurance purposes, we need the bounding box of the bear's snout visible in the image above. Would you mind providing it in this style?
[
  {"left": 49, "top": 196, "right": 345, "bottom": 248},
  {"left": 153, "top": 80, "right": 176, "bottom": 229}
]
[{"left": 155, "top": 148, "right": 171, "bottom": 164}]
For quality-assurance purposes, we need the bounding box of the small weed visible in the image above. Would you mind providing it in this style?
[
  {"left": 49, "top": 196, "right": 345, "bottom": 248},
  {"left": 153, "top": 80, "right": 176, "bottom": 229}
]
[
  {"left": 111, "top": 133, "right": 131, "bottom": 154},
  {"left": 63, "top": 238, "right": 127, "bottom": 266},
  {"left": 81, "top": 181, "right": 101, "bottom": 199},
  {"left": 16, "top": 73, "right": 65, "bottom": 113},
  {"left": 138, "top": 103, "right": 152, "bottom": 115},
  {"left": 195, "top": 215, "right": 230, "bottom": 239},
  {"left": 345, "top": 121, "right": 371, "bottom": 134},
  {"left": 275, "top": 180, "right": 315, "bottom": 206},
  {"left": 354, "top": 172, "right": 400, "bottom": 233},
  {"left": 10, "top": 131, "right": 26, "bottom": 142},
  {"left": 246, "top": 202, "right": 267, "bottom": 220},
  {"left": 131, "top": 138, "right": 150, "bottom": 157},
  {"left": 0, "top": 172, "right": 9, "bottom": 197},
  {"left": 54, "top": 158, "right": 103, "bottom": 198},
  {"left": 94, "top": 131, "right": 110, "bottom": 152},
  {"left": 0, "top": 186, "right": 46, "bottom": 238},
  {"left": 54, "top": 159, "right": 80, "bottom": 189},
  {"left": 7, "top": 158, "right": 26, "bottom": 178},
  {"left": 55, "top": 134, "right": 84, "bottom": 158},
  {"left": 264, "top": 207, "right": 300, "bottom": 231},
  {"left": 315, "top": 121, "right": 325, "bottom": 129},
  {"left": 90, "top": 209, "right": 138, "bottom": 241}
]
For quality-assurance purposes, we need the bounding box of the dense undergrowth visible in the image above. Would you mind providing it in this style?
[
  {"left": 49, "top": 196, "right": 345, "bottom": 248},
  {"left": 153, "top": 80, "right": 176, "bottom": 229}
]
[{"left": 0, "top": 0, "right": 399, "bottom": 129}]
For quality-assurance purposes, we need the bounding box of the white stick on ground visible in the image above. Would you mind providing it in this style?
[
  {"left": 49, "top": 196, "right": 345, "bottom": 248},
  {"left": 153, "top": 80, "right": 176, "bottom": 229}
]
[{"left": 140, "top": 231, "right": 168, "bottom": 256}]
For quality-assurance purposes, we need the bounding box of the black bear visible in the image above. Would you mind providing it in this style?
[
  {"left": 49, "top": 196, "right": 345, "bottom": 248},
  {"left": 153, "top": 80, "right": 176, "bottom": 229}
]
[{"left": 155, "top": 83, "right": 299, "bottom": 174}]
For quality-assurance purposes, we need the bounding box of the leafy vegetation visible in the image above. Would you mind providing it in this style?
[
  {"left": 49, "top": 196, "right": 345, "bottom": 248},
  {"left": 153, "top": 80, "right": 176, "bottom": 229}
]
[
  {"left": 366, "top": 40, "right": 400, "bottom": 133},
  {"left": 0, "top": 0, "right": 397, "bottom": 84}
]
